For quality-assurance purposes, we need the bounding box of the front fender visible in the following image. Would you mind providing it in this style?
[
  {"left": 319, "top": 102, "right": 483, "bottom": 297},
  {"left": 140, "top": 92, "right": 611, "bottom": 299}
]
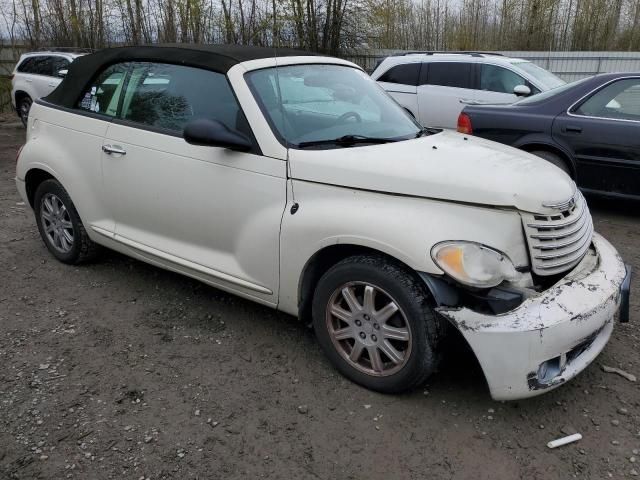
[{"left": 278, "top": 180, "right": 529, "bottom": 316}]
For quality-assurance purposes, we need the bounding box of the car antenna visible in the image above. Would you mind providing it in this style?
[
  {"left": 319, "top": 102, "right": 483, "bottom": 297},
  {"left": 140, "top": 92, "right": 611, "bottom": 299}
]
[{"left": 272, "top": 5, "right": 297, "bottom": 207}]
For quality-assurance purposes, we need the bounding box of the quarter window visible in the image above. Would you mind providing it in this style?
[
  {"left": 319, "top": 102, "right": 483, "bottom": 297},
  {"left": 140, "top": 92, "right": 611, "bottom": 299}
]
[
  {"left": 77, "top": 63, "right": 129, "bottom": 116},
  {"left": 119, "top": 62, "right": 245, "bottom": 133},
  {"left": 480, "top": 65, "right": 527, "bottom": 94},
  {"left": 377, "top": 63, "right": 420, "bottom": 86},
  {"left": 422, "top": 62, "right": 472, "bottom": 89},
  {"left": 574, "top": 78, "right": 640, "bottom": 121}
]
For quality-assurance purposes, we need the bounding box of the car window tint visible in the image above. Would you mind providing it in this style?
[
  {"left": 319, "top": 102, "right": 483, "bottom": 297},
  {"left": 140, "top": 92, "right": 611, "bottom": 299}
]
[
  {"left": 480, "top": 65, "right": 526, "bottom": 94},
  {"left": 377, "top": 63, "right": 420, "bottom": 86},
  {"left": 17, "top": 57, "right": 36, "bottom": 73},
  {"left": 424, "top": 62, "right": 472, "bottom": 89},
  {"left": 26, "top": 56, "right": 53, "bottom": 76},
  {"left": 77, "top": 63, "right": 129, "bottom": 116},
  {"left": 50, "top": 57, "right": 70, "bottom": 77},
  {"left": 575, "top": 78, "right": 640, "bottom": 121},
  {"left": 120, "top": 62, "right": 245, "bottom": 133}
]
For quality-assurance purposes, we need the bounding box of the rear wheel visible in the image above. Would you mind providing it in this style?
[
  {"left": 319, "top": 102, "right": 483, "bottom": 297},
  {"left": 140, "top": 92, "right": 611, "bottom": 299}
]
[
  {"left": 18, "top": 95, "right": 32, "bottom": 127},
  {"left": 312, "top": 255, "right": 440, "bottom": 393},
  {"left": 34, "top": 179, "right": 99, "bottom": 264},
  {"left": 531, "top": 150, "right": 572, "bottom": 176}
]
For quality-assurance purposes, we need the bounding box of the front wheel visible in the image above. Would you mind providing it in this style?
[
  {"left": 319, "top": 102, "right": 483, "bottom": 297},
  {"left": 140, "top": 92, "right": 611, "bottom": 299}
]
[{"left": 312, "top": 255, "right": 441, "bottom": 393}]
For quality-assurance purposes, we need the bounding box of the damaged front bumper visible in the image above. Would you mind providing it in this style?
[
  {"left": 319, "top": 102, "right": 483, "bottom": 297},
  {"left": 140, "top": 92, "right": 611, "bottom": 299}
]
[{"left": 438, "top": 232, "right": 629, "bottom": 401}]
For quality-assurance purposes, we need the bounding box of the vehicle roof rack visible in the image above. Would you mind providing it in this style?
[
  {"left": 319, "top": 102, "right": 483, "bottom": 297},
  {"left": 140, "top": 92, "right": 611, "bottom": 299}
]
[
  {"left": 395, "top": 51, "right": 504, "bottom": 57},
  {"left": 36, "top": 47, "right": 95, "bottom": 54}
]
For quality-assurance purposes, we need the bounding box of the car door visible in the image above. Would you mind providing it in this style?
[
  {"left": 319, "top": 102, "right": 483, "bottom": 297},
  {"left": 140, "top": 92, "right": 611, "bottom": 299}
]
[
  {"left": 553, "top": 77, "right": 640, "bottom": 197},
  {"left": 375, "top": 63, "right": 420, "bottom": 119},
  {"left": 417, "top": 61, "right": 474, "bottom": 129},
  {"left": 476, "top": 64, "right": 530, "bottom": 104},
  {"left": 100, "top": 62, "right": 287, "bottom": 304},
  {"left": 29, "top": 56, "right": 58, "bottom": 99},
  {"left": 45, "top": 56, "right": 70, "bottom": 94}
]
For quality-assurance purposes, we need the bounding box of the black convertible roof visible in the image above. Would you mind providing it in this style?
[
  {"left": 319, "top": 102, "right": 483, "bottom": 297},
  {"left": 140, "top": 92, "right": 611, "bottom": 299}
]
[{"left": 45, "top": 44, "right": 318, "bottom": 108}]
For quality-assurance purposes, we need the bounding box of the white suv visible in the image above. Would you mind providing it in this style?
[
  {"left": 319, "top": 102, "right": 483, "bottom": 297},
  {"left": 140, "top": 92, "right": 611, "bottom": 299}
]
[
  {"left": 11, "top": 50, "right": 84, "bottom": 126},
  {"left": 16, "top": 45, "right": 630, "bottom": 400},
  {"left": 371, "top": 52, "right": 566, "bottom": 129}
]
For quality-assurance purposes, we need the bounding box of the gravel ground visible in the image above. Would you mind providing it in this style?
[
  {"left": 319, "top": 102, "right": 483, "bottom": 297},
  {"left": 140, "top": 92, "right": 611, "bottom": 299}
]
[{"left": 1, "top": 116, "right": 639, "bottom": 479}]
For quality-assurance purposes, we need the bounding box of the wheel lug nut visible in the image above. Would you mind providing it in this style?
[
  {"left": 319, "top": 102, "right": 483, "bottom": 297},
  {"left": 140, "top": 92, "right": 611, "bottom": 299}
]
[
  {"left": 355, "top": 320, "right": 362, "bottom": 326},
  {"left": 372, "top": 335, "right": 377, "bottom": 342},
  {"left": 359, "top": 332, "right": 366, "bottom": 339},
  {"left": 364, "top": 314, "right": 370, "bottom": 321},
  {"left": 373, "top": 323, "right": 379, "bottom": 330}
]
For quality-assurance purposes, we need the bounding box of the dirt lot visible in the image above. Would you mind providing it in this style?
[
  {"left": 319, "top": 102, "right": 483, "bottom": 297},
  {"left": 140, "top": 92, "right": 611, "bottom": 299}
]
[{"left": 1, "top": 116, "right": 639, "bottom": 480}]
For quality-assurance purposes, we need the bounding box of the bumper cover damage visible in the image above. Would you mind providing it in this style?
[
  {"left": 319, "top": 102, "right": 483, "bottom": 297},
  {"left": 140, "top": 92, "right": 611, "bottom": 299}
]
[{"left": 438, "top": 233, "right": 629, "bottom": 401}]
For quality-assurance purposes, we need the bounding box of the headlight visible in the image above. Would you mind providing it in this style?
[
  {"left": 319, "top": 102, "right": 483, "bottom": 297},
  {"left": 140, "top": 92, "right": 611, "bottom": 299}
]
[{"left": 431, "top": 241, "right": 520, "bottom": 288}]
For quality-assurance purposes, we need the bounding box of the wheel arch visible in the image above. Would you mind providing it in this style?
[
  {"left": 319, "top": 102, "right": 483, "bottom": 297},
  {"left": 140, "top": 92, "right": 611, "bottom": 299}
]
[
  {"left": 14, "top": 89, "right": 31, "bottom": 105},
  {"left": 518, "top": 142, "right": 576, "bottom": 178},
  {"left": 24, "top": 168, "right": 56, "bottom": 208},
  {"left": 297, "top": 243, "right": 433, "bottom": 325}
]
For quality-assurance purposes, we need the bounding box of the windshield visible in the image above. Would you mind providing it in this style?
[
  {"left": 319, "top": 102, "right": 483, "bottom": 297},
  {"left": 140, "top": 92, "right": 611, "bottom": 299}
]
[
  {"left": 515, "top": 77, "right": 591, "bottom": 105},
  {"left": 510, "top": 61, "right": 565, "bottom": 90},
  {"left": 245, "top": 64, "right": 422, "bottom": 148}
]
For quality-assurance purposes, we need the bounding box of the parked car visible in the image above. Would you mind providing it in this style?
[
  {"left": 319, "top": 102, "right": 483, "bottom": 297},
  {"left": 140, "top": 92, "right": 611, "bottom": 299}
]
[
  {"left": 458, "top": 73, "right": 640, "bottom": 200},
  {"left": 16, "top": 45, "right": 630, "bottom": 400},
  {"left": 10, "top": 50, "right": 85, "bottom": 126},
  {"left": 371, "top": 51, "right": 565, "bottom": 129}
]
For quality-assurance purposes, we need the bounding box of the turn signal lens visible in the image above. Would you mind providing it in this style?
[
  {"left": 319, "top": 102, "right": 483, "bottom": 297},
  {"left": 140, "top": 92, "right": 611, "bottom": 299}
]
[
  {"left": 457, "top": 113, "right": 473, "bottom": 135},
  {"left": 431, "top": 242, "right": 519, "bottom": 288}
]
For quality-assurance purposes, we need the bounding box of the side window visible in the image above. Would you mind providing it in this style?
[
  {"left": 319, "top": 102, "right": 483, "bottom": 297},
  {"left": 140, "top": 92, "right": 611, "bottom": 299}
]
[
  {"left": 423, "top": 62, "right": 472, "bottom": 89},
  {"left": 120, "top": 63, "right": 246, "bottom": 133},
  {"left": 34, "top": 56, "right": 55, "bottom": 76},
  {"left": 480, "top": 65, "right": 527, "bottom": 94},
  {"left": 77, "top": 63, "right": 129, "bottom": 116},
  {"left": 17, "top": 57, "right": 35, "bottom": 73},
  {"left": 574, "top": 78, "right": 640, "bottom": 121},
  {"left": 377, "top": 63, "right": 420, "bottom": 86},
  {"left": 50, "top": 57, "right": 70, "bottom": 77},
  {"left": 22, "top": 56, "right": 53, "bottom": 76}
]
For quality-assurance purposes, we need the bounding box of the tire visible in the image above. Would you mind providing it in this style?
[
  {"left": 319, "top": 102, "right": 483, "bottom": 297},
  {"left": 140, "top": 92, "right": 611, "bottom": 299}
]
[
  {"left": 18, "top": 95, "right": 32, "bottom": 128},
  {"left": 34, "top": 179, "right": 99, "bottom": 264},
  {"left": 312, "top": 255, "right": 441, "bottom": 393},
  {"left": 531, "top": 150, "right": 572, "bottom": 176}
]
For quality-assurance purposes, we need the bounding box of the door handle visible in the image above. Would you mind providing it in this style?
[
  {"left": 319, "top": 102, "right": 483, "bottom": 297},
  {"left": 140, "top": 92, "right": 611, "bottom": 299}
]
[
  {"left": 564, "top": 125, "right": 583, "bottom": 133},
  {"left": 25, "top": 79, "right": 33, "bottom": 83},
  {"left": 48, "top": 82, "right": 57, "bottom": 87},
  {"left": 102, "top": 144, "right": 127, "bottom": 155}
]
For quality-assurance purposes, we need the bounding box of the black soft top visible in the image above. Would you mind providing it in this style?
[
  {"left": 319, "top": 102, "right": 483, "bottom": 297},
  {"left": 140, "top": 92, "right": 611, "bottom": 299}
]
[{"left": 45, "top": 44, "right": 318, "bottom": 109}]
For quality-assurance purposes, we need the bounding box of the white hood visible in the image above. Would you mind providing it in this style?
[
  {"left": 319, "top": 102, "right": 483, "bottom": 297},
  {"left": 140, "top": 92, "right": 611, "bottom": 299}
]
[{"left": 288, "top": 130, "right": 575, "bottom": 214}]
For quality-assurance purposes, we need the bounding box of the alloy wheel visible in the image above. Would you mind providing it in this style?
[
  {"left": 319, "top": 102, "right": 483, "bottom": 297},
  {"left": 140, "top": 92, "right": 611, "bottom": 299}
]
[
  {"left": 325, "top": 282, "right": 412, "bottom": 377},
  {"left": 40, "top": 193, "right": 74, "bottom": 253}
]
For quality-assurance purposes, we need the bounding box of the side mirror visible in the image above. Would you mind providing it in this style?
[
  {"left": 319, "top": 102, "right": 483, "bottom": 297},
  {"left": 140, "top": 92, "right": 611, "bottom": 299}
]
[
  {"left": 183, "top": 119, "right": 252, "bottom": 151},
  {"left": 513, "top": 85, "right": 531, "bottom": 97},
  {"left": 57, "top": 69, "right": 68, "bottom": 78}
]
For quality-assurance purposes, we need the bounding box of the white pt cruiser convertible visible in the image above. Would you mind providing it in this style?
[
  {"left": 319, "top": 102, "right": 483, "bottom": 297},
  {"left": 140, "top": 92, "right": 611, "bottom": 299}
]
[{"left": 16, "top": 45, "right": 631, "bottom": 400}]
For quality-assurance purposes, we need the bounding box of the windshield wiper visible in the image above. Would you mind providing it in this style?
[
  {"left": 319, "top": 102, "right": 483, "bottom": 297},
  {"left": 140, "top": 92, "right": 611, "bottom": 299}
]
[
  {"left": 297, "top": 135, "right": 399, "bottom": 149},
  {"left": 415, "top": 127, "right": 442, "bottom": 138}
]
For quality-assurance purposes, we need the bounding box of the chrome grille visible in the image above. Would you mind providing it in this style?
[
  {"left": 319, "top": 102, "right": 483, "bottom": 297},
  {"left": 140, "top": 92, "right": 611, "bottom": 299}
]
[{"left": 522, "top": 191, "right": 594, "bottom": 276}]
